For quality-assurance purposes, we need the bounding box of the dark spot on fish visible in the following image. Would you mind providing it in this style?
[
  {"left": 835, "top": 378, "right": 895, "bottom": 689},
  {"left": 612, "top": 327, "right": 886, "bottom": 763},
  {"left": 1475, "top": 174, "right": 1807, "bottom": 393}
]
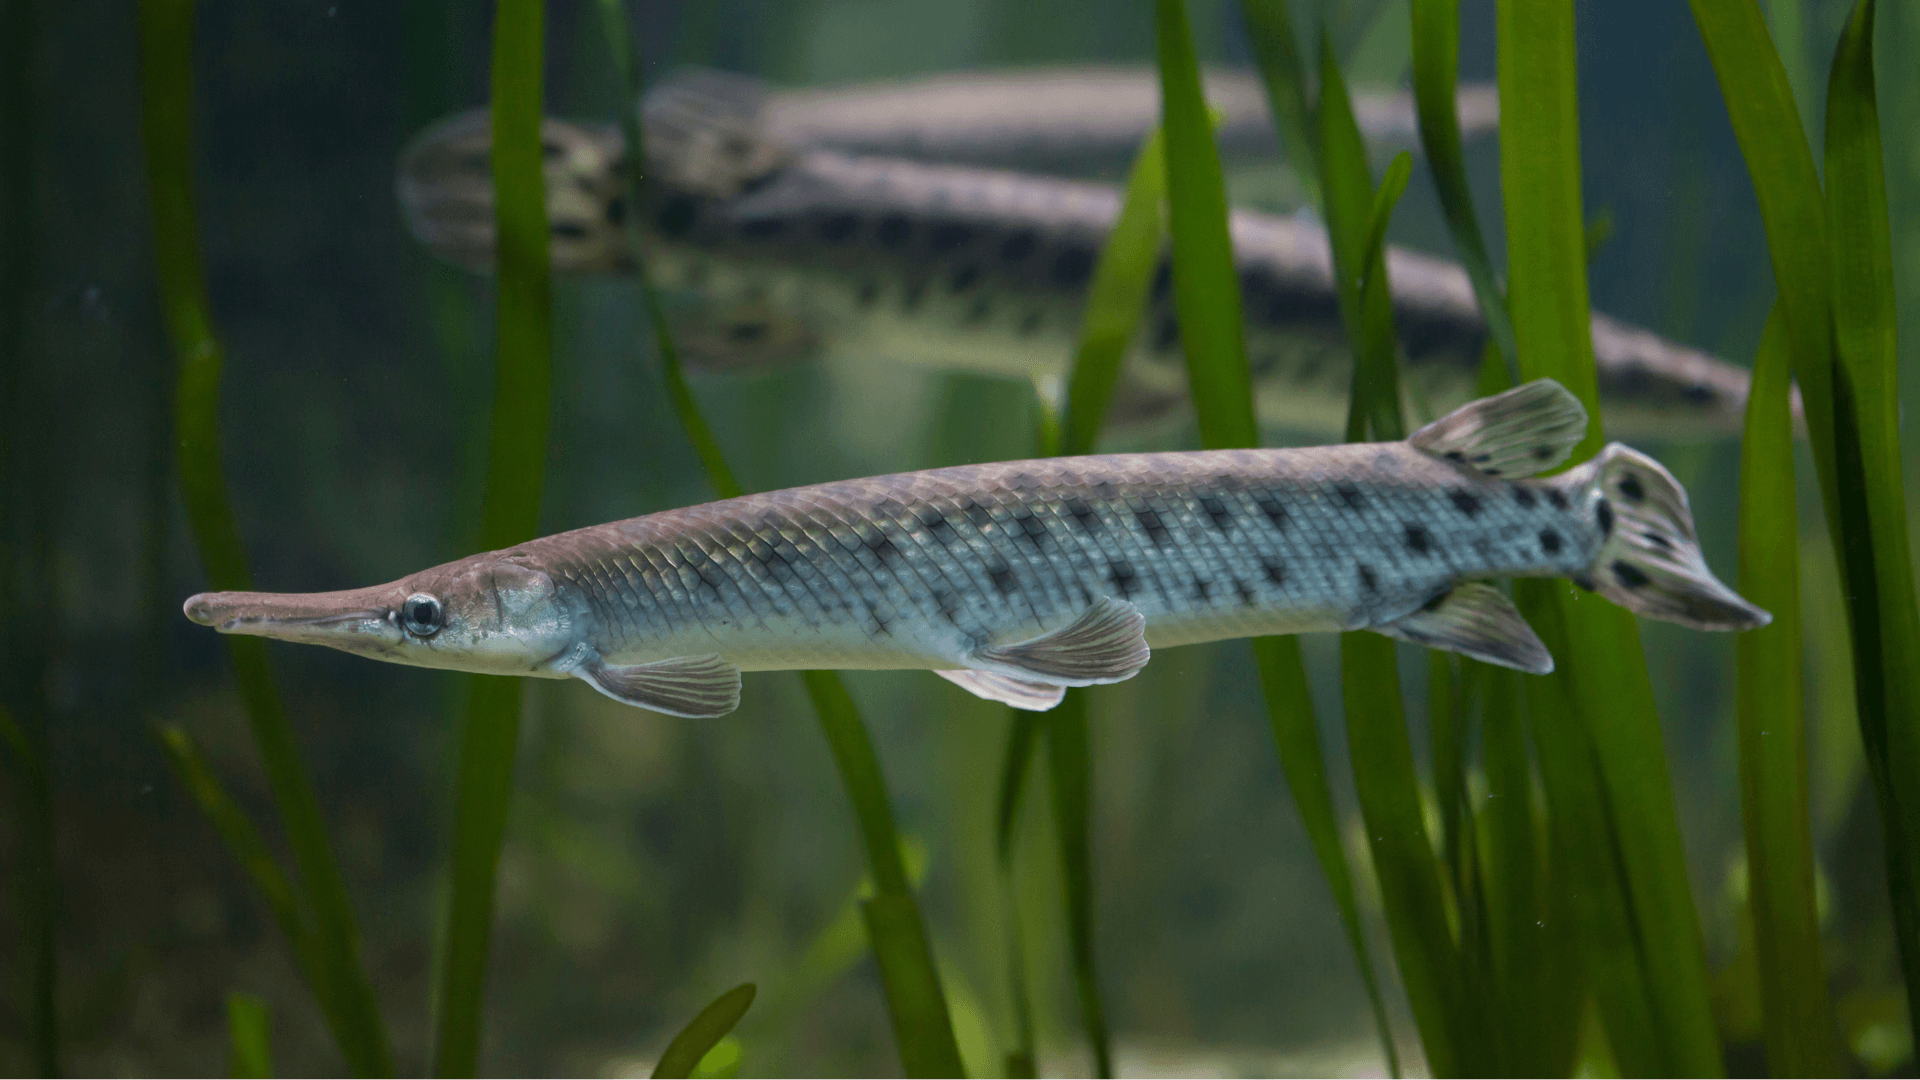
[
  {"left": 1065, "top": 498, "right": 1101, "bottom": 530},
  {"left": 1262, "top": 558, "right": 1287, "bottom": 587},
  {"left": 865, "top": 532, "right": 899, "bottom": 562},
  {"left": 552, "top": 221, "right": 590, "bottom": 241},
  {"left": 1573, "top": 574, "right": 1596, "bottom": 592},
  {"left": 999, "top": 229, "right": 1037, "bottom": 263},
  {"left": 605, "top": 198, "right": 626, "bottom": 226},
  {"left": 728, "top": 322, "right": 768, "bottom": 343},
  {"left": 877, "top": 214, "right": 911, "bottom": 246},
  {"left": 1546, "top": 489, "right": 1569, "bottom": 511},
  {"left": 1643, "top": 530, "right": 1672, "bottom": 551},
  {"left": 1534, "top": 444, "right": 1555, "bottom": 461},
  {"left": 1155, "top": 314, "right": 1181, "bottom": 353},
  {"left": 1618, "top": 474, "right": 1646, "bottom": 503},
  {"left": 1107, "top": 558, "right": 1138, "bottom": 598},
  {"left": 541, "top": 139, "right": 565, "bottom": 160},
  {"left": 1682, "top": 383, "right": 1716, "bottom": 405},
  {"left": 1446, "top": 451, "right": 1466, "bottom": 463},
  {"left": 1421, "top": 588, "right": 1450, "bottom": 612},
  {"left": 949, "top": 264, "right": 980, "bottom": 293},
  {"left": 1199, "top": 495, "right": 1233, "bottom": 531},
  {"left": 1473, "top": 453, "right": 1493, "bottom": 464},
  {"left": 1596, "top": 498, "right": 1614, "bottom": 538},
  {"left": 1404, "top": 524, "right": 1433, "bottom": 556},
  {"left": 857, "top": 280, "right": 880, "bottom": 307},
  {"left": 1334, "top": 483, "right": 1364, "bottom": 510},
  {"left": 1234, "top": 578, "right": 1255, "bottom": 605},
  {"left": 1051, "top": 246, "right": 1095, "bottom": 287},
  {"left": 1135, "top": 507, "right": 1170, "bottom": 546},
  {"left": 1018, "top": 310, "right": 1043, "bottom": 336},
  {"left": 1255, "top": 494, "right": 1290, "bottom": 532},
  {"left": 1357, "top": 564, "right": 1379, "bottom": 591},
  {"left": 740, "top": 217, "right": 786, "bottom": 240},
  {"left": 1613, "top": 560, "right": 1650, "bottom": 589},
  {"left": 1150, "top": 258, "right": 1173, "bottom": 301},
  {"left": 930, "top": 222, "right": 974, "bottom": 252},
  {"left": 819, "top": 212, "right": 859, "bottom": 243},
  {"left": 1192, "top": 576, "right": 1212, "bottom": 602},
  {"left": 1513, "top": 485, "right": 1538, "bottom": 509},
  {"left": 1539, "top": 528, "right": 1563, "bottom": 555},
  {"left": 989, "top": 561, "right": 1016, "bottom": 595},
  {"left": 1449, "top": 489, "right": 1482, "bottom": 517},
  {"left": 1014, "top": 511, "right": 1048, "bottom": 545}
]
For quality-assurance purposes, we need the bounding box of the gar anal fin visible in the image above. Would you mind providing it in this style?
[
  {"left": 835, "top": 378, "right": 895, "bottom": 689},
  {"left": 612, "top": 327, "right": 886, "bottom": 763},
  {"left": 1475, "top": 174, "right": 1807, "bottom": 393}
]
[
  {"left": 935, "top": 669, "right": 1068, "bottom": 712},
  {"left": 577, "top": 654, "right": 743, "bottom": 718},
  {"left": 1375, "top": 583, "right": 1554, "bottom": 675}
]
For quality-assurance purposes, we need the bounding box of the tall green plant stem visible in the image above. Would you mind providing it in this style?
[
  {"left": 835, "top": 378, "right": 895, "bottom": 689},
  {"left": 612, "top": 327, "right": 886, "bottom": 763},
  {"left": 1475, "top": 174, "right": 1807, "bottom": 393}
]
[
  {"left": 432, "top": 0, "right": 552, "bottom": 1073},
  {"left": 137, "top": 0, "right": 393, "bottom": 1072},
  {"left": 1164, "top": 1, "right": 1399, "bottom": 1073},
  {"left": 1498, "top": 0, "right": 1722, "bottom": 1073},
  {"left": 592, "top": 6, "right": 962, "bottom": 1073}
]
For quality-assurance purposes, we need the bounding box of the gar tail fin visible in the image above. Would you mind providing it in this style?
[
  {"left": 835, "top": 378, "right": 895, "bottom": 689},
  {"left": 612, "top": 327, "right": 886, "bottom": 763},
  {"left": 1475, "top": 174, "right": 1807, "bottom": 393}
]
[
  {"left": 396, "top": 110, "right": 631, "bottom": 274},
  {"left": 1564, "top": 443, "right": 1771, "bottom": 631}
]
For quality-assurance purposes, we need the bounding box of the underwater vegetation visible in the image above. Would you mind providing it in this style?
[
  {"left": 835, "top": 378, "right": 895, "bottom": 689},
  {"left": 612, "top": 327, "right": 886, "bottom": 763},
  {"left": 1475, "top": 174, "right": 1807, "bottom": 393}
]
[{"left": 4, "top": 0, "right": 1920, "bottom": 1076}]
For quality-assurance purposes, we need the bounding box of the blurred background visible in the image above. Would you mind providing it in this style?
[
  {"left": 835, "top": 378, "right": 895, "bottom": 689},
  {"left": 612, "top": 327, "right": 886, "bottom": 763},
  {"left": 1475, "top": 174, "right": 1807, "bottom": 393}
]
[{"left": 1, "top": 0, "right": 1917, "bottom": 1073}]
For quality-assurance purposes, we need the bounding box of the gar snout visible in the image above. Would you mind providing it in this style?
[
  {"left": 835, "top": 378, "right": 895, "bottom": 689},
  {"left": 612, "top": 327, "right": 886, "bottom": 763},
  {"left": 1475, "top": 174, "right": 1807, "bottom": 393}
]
[{"left": 182, "top": 588, "right": 398, "bottom": 644}]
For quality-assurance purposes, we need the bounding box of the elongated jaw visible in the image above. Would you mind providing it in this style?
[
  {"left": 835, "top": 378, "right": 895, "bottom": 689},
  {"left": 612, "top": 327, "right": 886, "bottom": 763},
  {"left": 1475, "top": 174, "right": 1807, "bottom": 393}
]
[{"left": 183, "top": 588, "right": 408, "bottom": 657}]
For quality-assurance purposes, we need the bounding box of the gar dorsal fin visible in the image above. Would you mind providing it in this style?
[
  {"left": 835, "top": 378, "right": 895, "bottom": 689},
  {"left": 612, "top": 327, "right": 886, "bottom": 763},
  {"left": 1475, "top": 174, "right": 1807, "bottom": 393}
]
[
  {"left": 1408, "top": 378, "right": 1589, "bottom": 478},
  {"left": 1374, "top": 583, "right": 1554, "bottom": 674},
  {"left": 642, "top": 67, "right": 794, "bottom": 198},
  {"left": 976, "top": 596, "right": 1150, "bottom": 684},
  {"left": 935, "top": 669, "right": 1068, "bottom": 712},
  {"left": 577, "top": 654, "right": 742, "bottom": 717}
]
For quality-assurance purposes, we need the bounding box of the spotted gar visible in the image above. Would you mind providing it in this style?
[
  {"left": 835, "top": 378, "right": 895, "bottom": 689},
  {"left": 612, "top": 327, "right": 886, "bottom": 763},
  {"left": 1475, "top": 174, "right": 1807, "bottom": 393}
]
[
  {"left": 397, "top": 69, "right": 1759, "bottom": 441},
  {"left": 184, "top": 381, "right": 1766, "bottom": 716}
]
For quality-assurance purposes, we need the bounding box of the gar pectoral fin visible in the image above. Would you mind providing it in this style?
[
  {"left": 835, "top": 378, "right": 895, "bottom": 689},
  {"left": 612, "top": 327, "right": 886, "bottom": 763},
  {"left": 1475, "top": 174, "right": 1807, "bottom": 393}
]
[
  {"left": 935, "top": 669, "right": 1068, "bottom": 712},
  {"left": 977, "top": 596, "right": 1150, "bottom": 685},
  {"left": 577, "top": 655, "right": 743, "bottom": 718},
  {"left": 1375, "top": 583, "right": 1555, "bottom": 675}
]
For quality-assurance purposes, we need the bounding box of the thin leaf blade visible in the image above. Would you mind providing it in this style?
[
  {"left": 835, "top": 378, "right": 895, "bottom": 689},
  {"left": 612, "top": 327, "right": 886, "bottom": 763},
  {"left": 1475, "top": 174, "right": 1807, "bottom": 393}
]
[{"left": 652, "top": 983, "right": 757, "bottom": 1079}]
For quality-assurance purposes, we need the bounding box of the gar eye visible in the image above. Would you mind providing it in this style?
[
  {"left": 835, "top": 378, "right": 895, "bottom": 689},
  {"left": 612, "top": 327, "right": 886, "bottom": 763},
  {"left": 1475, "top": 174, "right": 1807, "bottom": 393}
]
[{"left": 400, "top": 594, "right": 444, "bottom": 638}]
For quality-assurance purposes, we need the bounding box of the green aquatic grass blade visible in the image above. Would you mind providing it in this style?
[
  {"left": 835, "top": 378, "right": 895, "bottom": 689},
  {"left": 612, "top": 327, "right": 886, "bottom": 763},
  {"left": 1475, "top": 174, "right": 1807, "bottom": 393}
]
[
  {"left": 431, "top": 1, "right": 551, "bottom": 1074},
  {"left": 993, "top": 713, "right": 1043, "bottom": 866},
  {"left": 1315, "top": 36, "right": 1467, "bottom": 1071},
  {"left": 1060, "top": 132, "right": 1167, "bottom": 458},
  {"left": 1825, "top": 0, "right": 1920, "bottom": 1026},
  {"left": 1409, "top": 0, "right": 1518, "bottom": 380},
  {"left": 1047, "top": 692, "right": 1112, "bottom": 1078},
  {"left": 594, "top": 10, "right": 960, "bottom": 1075},
  {"left": 1498, "top": 1, "right": 1722, "bottom": 1072},
  {"left": 157, "top": 727, "right": 323, "bottom": 996},
  {"left": 1162, "top": 4, "right": 1399, "bottom": 1073},
  {"left": 1341, "top": 635, "right": 1465, "bottom": 1074},
  {"left": 1736, "top": 311, "right": 1841, "bottom": 1075},
  {"left": 1237, "top": 0, "right": 1319, "bottom": 185},
  {"left": 137, "top": 3, "right": 393, "bottom": 1072},
  {"left": 1684, "top": 0, "right": 1840, "bottom": 526},
  {"left": 227, "top": 992, "right": 273, "bottom": 1079},
  {"left": 651, "top": 984, "right": 757, "bottom": 1079}
]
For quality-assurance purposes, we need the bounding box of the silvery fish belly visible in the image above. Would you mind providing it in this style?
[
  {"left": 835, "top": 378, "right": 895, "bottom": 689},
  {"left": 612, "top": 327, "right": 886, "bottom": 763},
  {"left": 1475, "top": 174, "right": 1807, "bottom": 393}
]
[
  {"left": 183, "top": 381, "right": 1768, "bottom": 718},
  {"left": 395, "top": 70, "right": 1762, "bottom": 442}
]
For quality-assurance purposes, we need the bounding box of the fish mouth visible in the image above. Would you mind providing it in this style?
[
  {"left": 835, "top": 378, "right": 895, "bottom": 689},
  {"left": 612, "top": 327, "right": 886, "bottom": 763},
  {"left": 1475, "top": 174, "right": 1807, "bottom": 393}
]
[{"left": 183, "top": 589, "right": 399, "bottom": 645}]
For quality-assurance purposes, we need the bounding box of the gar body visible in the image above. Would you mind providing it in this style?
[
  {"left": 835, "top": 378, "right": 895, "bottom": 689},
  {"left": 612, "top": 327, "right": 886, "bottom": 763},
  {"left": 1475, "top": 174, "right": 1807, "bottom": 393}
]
[
  {"left": 398, "top": 71, "right": 1758, "bottom": 440},
  {"left": 185, "top": 382, "right": 1767, "bottom": 716}
]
